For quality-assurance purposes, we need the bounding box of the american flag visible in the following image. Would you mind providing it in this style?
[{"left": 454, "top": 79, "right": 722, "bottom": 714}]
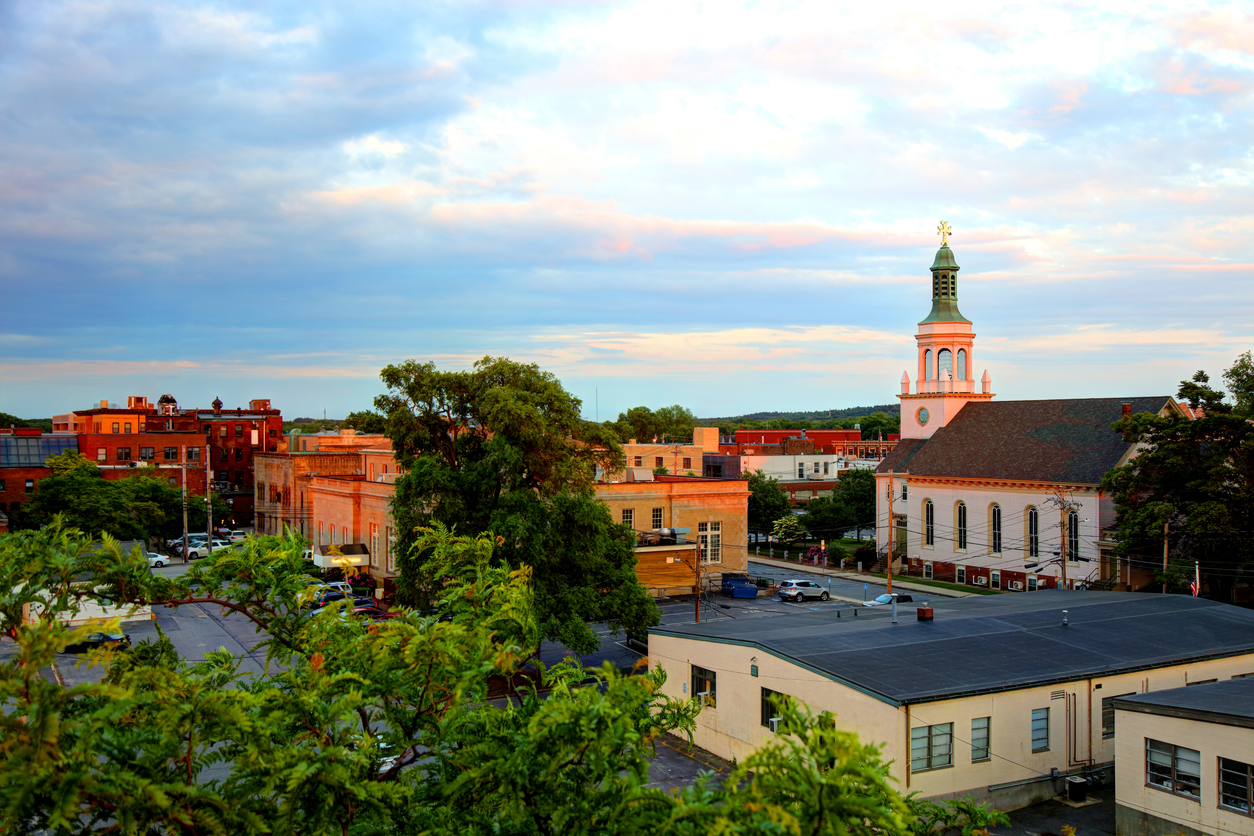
[{"left": 1190, "top": 578, "right": 1199, "bottom": 597}]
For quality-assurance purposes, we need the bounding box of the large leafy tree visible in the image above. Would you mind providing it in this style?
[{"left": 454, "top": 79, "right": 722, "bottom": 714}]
[
  {"left": 375, "top": 356, "right": 657, "bottom": 654},
  {"left": 745, "top": 469, "right": 792, "bottom": 533},
  {"left": 834, "top": 468, "right": 877, "bottom": 541},
  {"left": 1102, "top": 357, "right": 1254, "bottom": 601},
  {"left": 608, "top": 404, "right": 698, "bottom": 443},
  {"left": 803, "top": 494, "right": 856, "bottom": 541}
]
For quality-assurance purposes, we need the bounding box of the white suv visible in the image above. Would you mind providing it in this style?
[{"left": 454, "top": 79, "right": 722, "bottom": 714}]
[{"left": 777, "top": 579, "right": 829, "bottom": 602}]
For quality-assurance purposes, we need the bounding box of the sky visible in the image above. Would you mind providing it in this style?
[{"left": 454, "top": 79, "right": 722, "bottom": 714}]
[{"left": 1, "top": 0, "right": 1251, "bottom": 422}]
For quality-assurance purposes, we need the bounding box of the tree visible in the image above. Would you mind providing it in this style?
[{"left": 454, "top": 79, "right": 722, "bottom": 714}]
[
  {"left": 745, "top": 469, "right": 791, "bottom": 533},
  {"left": 1102, "top": 359, "right": 1254, "bottom": 601},
  {"left": 375, "top": 356, "right": 657, "bottom": 654},
  {"left": 771, "top": 514, "right": 808, "bottom": 545},
  {"left": 834, "top": 468, "right": 877, "bottom": 541},
  {"left": 608, "top": 405, "right": 698, "bottom": 443},
  {"left": 343, "top": 409, "right": 387, "bottom": 433},
  {"left": 803, "top": 494, "right": 856, "bottom": 540},
  {"left": 0, "top": 520, "right": 1007, "bottom": 835}
]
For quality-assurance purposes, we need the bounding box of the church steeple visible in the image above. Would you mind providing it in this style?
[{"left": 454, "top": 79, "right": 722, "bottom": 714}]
[
  {"left": 896, "top": 222, "right": 994, "bottom": 439},
  {"left": 920, "top": 244, "right": 970, "bottom": 324}
]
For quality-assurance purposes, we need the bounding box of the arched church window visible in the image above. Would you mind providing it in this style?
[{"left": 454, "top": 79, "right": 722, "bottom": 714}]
[
  {"left": 956, "top": 502, "right": 967, "bottom": 550},
  {"left": 1068, "top": 511, "right": 1079, "bottom": 561},
  {"left": 1027, "top": 507, "right": 1039, "bottom": 558},
  {"left": 957, "top": 349, "right": 967, "bottom": 381},
  {"left": 925, "top": 500, "right": 934, "bottom": 546},
  {"left": 991, "top": 504, "right": 1002, "bottom": 554},
  {"left": 938, "top": 349, "right": 953, "bottom": 379},
  {"left": 923, "top": 349, "right": 933, "bottom": 380}
]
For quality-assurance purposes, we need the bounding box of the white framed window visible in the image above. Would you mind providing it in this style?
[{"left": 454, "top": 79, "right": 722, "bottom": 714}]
[
  {"left": 369, "top": 524, "right": 378, "bottom": 567},
  {"left": 1219, "top": 757, "right": 1254, "bottom": 815},
  {"left": 990, "top": 570, "right": 1000, "bottom": 590},
  {"left": 924, "top": 500, "right": 934, "bottom": 547},
  {"left": 991, "top": 504, "right": 1002, "bottom": 554},
  {"left": 622, "top": 508, "right": 634, "bottom": 529},
  {"left": 956, "top": 502, "right": 967, "bottom": 550},
  {"left": 971, "top": 717, "right": 990, "bottom": 762},
  {"left": 1027, "top": 507, "right": 1039, "bottom": 558},
  {"left": 957, "top": 349, "right": 967, "bottom": 381},
  {"left": 923, "top": 349, "right": 933, "bottom": 379},
  {"left": 956, "top": 565, "right": 966, "bottom": 584},
  {"left": 698, "top": 521, "right": 721, "bottom": 564},
  {"left": 652, "top": 507, "right": 663, "bottom": 529},
  {"left": 1031, "top": 708, "right": 1050, "bottom": 752},
  {"left": 1146, "top": 739, "right": 1200, "bottom": 799},
  {"left": 938, "top": 349, "right": 953, "bottom": 379},
  {"left": 691, "top": 665, "right": 716, "bottom": 707},
  {"left": 798, "top": 463, "right": 805, "bottom": 479},
  {"left": 385, "top": 526, "right": 394, "bottom": 573},
  {"left": 823, "top": 462, "right": 829, "bottom": 475},
  {"left": 911, "top": 723, "right": 953, "bottom": 771},
  {"left": 923, "top": 562, "right": 933, "bottom": 579},
  {"left": 1068, "top": 511, "right": 1080, "bottom": 561},
  {"left": 1027, "top": 574, "right": 1038, "bottom": 591}
]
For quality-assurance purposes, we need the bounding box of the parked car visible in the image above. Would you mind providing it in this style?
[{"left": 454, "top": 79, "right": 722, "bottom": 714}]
[
  {"left": 167, "top": 534, "right": 209, "bottom": 550},
  {"left": 146, "top": 552, "right": 169, "bottom": 569},
  {"left": 777, "top": 580, "right": 829, "bottom": 602},
  {"left": 862, "top": 593, "right": 914, "bottom": 606},
  {"left": 62, "top": 632, "right": 131, "bottom": 654},
  {"left": 187, "top": 539, "right": 233, "bottom": 560}
]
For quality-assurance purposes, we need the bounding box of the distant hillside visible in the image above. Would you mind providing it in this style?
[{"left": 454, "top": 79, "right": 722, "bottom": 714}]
[{"left": 699, "top": 404, "right": 900, "bottom": 423}]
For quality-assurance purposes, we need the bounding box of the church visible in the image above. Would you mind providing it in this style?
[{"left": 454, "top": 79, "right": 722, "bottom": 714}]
[{"left": 874, "top": 225, "right": 1187, "bottom": 592}]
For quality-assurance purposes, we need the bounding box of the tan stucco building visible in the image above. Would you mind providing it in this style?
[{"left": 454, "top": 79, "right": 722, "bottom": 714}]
[
  {"left": 648, "top": 592, "right": 1254, "bottom": 811},
  {"left": 1114, "top": 678, "right": 1254, "bottom": 836}
]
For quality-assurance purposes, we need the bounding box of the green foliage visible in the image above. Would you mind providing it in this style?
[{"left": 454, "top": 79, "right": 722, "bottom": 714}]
[
  {"left": 653, "top": 465, "right": 669, "bottom": 475},
  {"left": 702, "top": 406, "right": 901, "bottom": 437},
  {"left": 908, "top": 795, "right": 1010, "bottom": 836},
  {"left": 608, "top": 404, "right": 698, "bottom": 443},
  {"left": 1102, "top": 356, "right": 1254, "bottom": 601},
  {"left": 376, "top": 356, "right": 657, "bottom": 654},
  {"left": 834, "top": 469, "right": 877, "bottom": 540},
  {"left": 45, "top": 449, "right": 98, "bottom": 477},
  {"left": 343, "top": 409, "right": 387, "bottom": 433},
  {"left": 803, "top": 494, "right": 856, "bottom": 539},
  {"left": 746, "top": 469, "right": 792, "bottom": 533},
  {"left": 0, "top": 412, "right": 52, "bottom": 431},
  {"left": 1223, "top": 350, "right": 1254, "bottom": 417},
  {"left": 771, "top": 514, "right": 808, "bottom": 545}
]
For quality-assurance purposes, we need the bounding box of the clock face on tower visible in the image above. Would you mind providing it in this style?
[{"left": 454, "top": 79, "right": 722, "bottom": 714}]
[{"left": 917, "top": 407, "right": 930, "bottom": 426}]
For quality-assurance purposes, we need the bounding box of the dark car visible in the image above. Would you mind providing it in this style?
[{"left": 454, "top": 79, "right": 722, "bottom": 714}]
[
  {"left": 777, "top": 580, "right": 829, "bottom": 602},
  {"left": 863, "top": 592, "right": 914, "bottom": 606},
  {"left": 62, "top": 632, "right": 131, "bottom": 654}
]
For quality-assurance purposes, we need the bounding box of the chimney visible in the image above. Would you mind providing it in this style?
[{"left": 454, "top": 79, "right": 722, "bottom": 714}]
[
  {"left": 917, "top": 604, "right": 934, "bottom": 622},
  {"left": 1121, "top": 403, "right": 1132, "bottom": 418}
]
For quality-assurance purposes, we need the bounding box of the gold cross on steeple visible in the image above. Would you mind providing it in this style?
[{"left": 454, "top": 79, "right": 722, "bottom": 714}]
[{"left": 937, "top": 220, "right": 952, "bottom": 246}]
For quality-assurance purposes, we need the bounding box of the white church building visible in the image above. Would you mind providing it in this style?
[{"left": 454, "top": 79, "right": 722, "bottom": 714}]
[{"left": 874, "top": 230, "right": 1187, "bottom": 592}]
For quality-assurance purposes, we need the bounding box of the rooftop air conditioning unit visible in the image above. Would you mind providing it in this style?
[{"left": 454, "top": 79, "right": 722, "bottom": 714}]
[
  {"left": 1010, "top": 581, "right": 1024, "bottom": 590},
  {"left": 974, "top": 576, "right": 988, "bottom": 586}
]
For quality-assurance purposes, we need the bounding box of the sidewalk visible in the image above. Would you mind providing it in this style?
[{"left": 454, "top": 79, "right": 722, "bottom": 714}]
[{"left": 747, "top": 555, "right": 980, "bottom": 598}]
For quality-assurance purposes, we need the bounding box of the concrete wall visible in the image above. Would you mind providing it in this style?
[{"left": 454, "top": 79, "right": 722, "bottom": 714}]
[
  {"left": 1115, "top": 706, "right": 1254, "bottom": 836},
  {"left": 650, "top": 630, "right": 1254, "bottom": 811}
]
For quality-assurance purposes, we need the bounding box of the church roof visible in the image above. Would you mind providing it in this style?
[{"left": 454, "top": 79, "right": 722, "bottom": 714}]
[{"left": 877, "top": 396, "right": 1176, "bottom": 484}]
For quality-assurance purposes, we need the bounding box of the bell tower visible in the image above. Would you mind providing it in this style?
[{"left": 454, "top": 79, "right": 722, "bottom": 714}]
[{"left": 898, "top": 222, "right": 993, "bottom": 439}]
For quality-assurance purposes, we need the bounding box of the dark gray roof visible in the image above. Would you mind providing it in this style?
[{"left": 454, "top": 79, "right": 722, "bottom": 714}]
[
  {"left": 650, "top": 592, "right": 1254, "bottom": 706},
  {"left": 877, "top": 397, "right": 1176, "bottom": 484},
  {"left": 1113, "top": 677, "right": 1254, "bottom": 729}
]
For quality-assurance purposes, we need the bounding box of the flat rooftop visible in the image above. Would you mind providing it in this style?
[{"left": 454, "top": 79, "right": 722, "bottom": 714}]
[
  {"left": 649, "top": 591, "right": 1254, "bottom": 706},
  {"left": 1113, "top": 677, "right": 1254, "bottom": 729}
]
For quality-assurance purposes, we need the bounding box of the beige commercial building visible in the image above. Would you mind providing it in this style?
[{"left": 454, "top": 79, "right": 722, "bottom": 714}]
[
  {"left": 648, "top": 592, "right": 1254, "bottom": 811},
  {"left": 1114, "top": 678, "right": 1254, "bottom": 836}
]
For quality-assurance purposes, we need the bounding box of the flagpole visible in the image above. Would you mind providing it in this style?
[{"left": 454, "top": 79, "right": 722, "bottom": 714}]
[{"left": 1194, "top": 561, "right": 1200, "bottom": 597}]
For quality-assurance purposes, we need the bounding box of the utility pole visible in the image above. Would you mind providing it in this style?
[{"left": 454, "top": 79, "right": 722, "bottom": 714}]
[
  {"left": 1163, "top": 521, "right": 1169, "bottom": 594},
  {"left": 206, "top": 445, "right": 213, "bottom": 558},
  {"left": 694, "top": 540, "right": 702, "bottom": 624},
  {"left": 886, "top": 471, "right": 894, "bottom": 594},
  {"left": 180, "top": 445, "right": 189, "bottom": 563},
  {"left": 1047, "top": 488, "right": 1082, "bottom": 591}
]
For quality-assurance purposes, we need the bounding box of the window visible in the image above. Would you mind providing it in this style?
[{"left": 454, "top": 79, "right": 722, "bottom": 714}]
[
  {"left": 385, "top": 526, "right": 394, "bottom": 573},
  {"left": 1219, "top": 757, "right": 1254, "bottom": 815},
  {"left": 761, "top": 688, "right": 789, "bottom": 730},
  {"left": 1186, "top": 679, "right": 1216, "bottom": 687},
  {"left": 24, "top": 479, "right": 35, "bottom": 493},
  {"left": 0, "top": 480, "right": 4, "bottom": 492},
  {"left": 94, "top": 422, "right": 101, "bottom": 433},
  {"left": 124, "top": 422, "right": 132, "bottom": 434},
  {"left": 1146, "top": 739, "right": 1200, "bottom": 799},
  {"left": 691, "top": 665, "right": 716, "bottom": 707},
  {"left": 187, "top": 447, "right": 200, "bottom": 461},
  {"left": 990, "top": 570, "right": 1000, "bottom": 590},
  {"left": 957, "top": 349, "right": 967, "bottom": 381},
  {"left": 163, "top": 447, "right": 178, "bottom": 461},
  {"left": 1028, "top": 507, "right": 1039, "bottom": 558},
  {"left": 911, "top": 723, "right": 953, "bottom": 771},
  {"left": 1027, "top": 574, "right": 1038, "bottom": 592},
  {"left": 901, "top": 483, "right": 908, "bottom": 500},
  {"left": 698, "top": 521, "right": 721, "bottom": 564},
  {"left": 923, "top": 562, "right": 933, "bottom": 579},
  {"left": 318, "top": 522, "right": 323, "bottom": 543},
  {"left": 1101, "top": 694, "right": 1133, "bottom": 739},
  {"left": 655, "top": 457, "right": 663, "bottom": 468},
  {"left": 116, "top": 447, "right": 132, "bottom": 462},
  {"left": 938, "top": 349, "right": 953, "bottom": 379},
  {"left": 925, "top": 500, "right": 934, "bottom": 546},
  {"left": 235, "top": 424, "right": 243, "bottom": 438},
  {"left": 652, "top": 507, "right": 663, "bottom": 529},
  {"left": 235, "top": 448, "right": 243, "bottom": 461},
  {"left": 923, "top": 349, "right": 933, "bottom": 380},
  {"left": 139, "top": 447, "right": 154, "bottom": 461},
  {"left": 112, "top": 422, "right": 120, "bottom": 433},
  {"left": 823, "top": 462, "right": 830, "bottom": 475},
  {"left": 220, "top": 425, "right": 228, "bottom": 438},
  {"left": 97, "top": 447, "right": 107, "bottom": 462},
  {"left": 991, "top": 505, "right": 1002, "bottom": 554},
  {"left": 957, "top": 565, "right": 966, "bottom": 584},
  {"left": 956, "top": 502, "right": 967, "bottom": 550},
  {"left": 798, "top": 463, "right": 805, "bottom": 479},
  {"left": 1067, "top": 511, "right": 1079, "bottom": 561},
  {"left": 204, "top": 424, "right": 212, "bottom": 436},
  {"left": 370, "top": 524, "right": 378, "bottom": 567},
  {"left": 971, "top": 717, "right": 990, "bottom": 762},
  {"left": 1031, "top": 708, "right": 1050, "bottom": 752},
  {"left": 168, "top": 477, "right": 177, "bottom": 485},
  {"left": 622, "top": 508, "right": 634, "bottom": 529},
  {"left": 633, "top": 456, "right": 642, "bottom": 467},
  {"left": 683, "top": 457, "right": 691, "bottom": 470}
]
